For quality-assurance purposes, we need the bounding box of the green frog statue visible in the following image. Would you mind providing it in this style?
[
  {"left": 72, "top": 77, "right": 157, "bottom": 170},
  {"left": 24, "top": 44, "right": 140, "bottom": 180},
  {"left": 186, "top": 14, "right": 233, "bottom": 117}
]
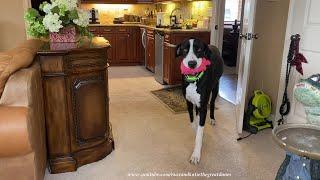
[{"left": 294, "top": 74, "right": 320, "bottom": 125}]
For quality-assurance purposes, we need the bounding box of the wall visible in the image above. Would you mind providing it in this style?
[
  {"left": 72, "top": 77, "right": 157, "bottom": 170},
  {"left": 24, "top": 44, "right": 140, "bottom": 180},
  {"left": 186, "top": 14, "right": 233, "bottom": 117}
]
[
  {"left": 81, "top": 1, "right": 213, "bottom": 26},
  {"left": 0, "top": 1, "right": 29, "bottom": 51},
  {"left": 247, "top": 0, "right": 290, "bottom": 116},
  {"left": 80, "top": 4, "right": 154, "bottom": 24}
]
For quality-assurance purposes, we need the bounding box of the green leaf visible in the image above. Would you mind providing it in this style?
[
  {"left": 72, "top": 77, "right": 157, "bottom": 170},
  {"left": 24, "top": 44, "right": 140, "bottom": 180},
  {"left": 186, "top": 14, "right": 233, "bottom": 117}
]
[
  {"left": 24, "top": 8, "right": 40, "bottom": 23},
  {"left": 51, "top": 6, "right": 60, "bottom": 14},
  {"left": 68, "top": 9, "right": 79, "bottom": 20},
  {"left": 60, "top": 15, "right": 70, "bottom": 26}
]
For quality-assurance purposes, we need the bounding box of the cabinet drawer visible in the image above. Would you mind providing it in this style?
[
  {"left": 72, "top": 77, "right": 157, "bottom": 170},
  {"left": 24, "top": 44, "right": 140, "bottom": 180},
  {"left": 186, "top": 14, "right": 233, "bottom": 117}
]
[
  {"left": 100, "top": 27, "right": 115, "bottom": 33},
  {"left": 66, "top": 50, "right": 107, "bottom": 71},
  {"left": 88, "top": 27, "right": 100, "bottom": 35},
  {"left": 116, "top": 27, "right": 130, "bottom": 33}
]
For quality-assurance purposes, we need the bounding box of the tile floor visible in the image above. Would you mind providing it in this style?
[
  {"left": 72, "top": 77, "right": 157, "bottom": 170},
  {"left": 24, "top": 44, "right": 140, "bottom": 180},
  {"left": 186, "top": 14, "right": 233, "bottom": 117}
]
[{"left": 45, "top": 66, "right": 284, "bottom": 180}]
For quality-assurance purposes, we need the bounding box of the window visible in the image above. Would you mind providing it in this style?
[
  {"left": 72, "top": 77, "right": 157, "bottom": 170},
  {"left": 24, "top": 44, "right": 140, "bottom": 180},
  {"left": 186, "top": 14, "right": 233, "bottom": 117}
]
[{"left": 224, "top": 0, "right": 242, "bottom": 22}]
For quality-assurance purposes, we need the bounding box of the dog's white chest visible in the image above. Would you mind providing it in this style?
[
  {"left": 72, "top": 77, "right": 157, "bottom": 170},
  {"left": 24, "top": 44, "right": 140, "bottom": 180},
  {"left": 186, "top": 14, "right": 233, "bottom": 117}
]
[{"left": 186, "top": 83, "right": 201, "bottom": 107}]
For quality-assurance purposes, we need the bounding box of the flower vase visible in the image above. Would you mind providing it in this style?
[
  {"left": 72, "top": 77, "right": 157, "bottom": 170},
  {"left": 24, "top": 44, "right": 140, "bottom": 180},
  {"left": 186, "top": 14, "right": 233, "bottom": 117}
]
[{"left": 49, "top": 26, "right": 78, "bottom": 43}]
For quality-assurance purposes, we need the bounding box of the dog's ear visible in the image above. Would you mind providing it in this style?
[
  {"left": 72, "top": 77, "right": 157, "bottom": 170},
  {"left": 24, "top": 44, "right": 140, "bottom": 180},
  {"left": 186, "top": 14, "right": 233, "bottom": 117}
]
[
  {"left": 204, "top": 43, "right": 212, "bottom": 59},
  {"left": 176, "top": 43, "right": 182, "bottom": 57}
]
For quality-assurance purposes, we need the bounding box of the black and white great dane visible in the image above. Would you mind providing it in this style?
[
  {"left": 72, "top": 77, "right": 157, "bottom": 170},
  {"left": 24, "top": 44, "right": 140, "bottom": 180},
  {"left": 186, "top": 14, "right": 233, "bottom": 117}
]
[{"left": 176, "top": 38, "right": 223, "bottom": 164}]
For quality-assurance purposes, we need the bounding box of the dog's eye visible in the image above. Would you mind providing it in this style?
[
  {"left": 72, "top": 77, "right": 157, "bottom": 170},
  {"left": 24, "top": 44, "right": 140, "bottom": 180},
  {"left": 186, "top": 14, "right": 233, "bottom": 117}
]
[
  {"left": 183, "top": 49, "right": 188, "bottom": 53},
  {"left": 197, "top": 48, "right": 202, "bottom": 52}
]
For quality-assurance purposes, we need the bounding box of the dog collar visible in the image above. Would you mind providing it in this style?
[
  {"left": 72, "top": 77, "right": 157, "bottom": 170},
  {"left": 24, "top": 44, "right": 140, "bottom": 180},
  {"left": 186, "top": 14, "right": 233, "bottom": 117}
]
[{"left": 185, "top": 71, "right": 204, "bottom": 83}]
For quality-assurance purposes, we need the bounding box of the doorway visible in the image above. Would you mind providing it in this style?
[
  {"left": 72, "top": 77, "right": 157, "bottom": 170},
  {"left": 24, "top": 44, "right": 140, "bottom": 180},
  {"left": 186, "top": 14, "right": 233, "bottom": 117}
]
[{"left": 218, "top": 0, "right": 243, "bottom": 104}]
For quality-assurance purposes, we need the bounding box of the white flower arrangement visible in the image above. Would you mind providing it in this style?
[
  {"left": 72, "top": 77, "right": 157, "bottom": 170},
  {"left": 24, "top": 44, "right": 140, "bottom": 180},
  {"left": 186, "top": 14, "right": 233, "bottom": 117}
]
[
  {"left": 43, "top": 13, "right": 63, "bottom": 32},
  {"left": 73, "top": 9, "right": 90, "bottom": 27},
  {"left": 24, "top": 0, "right": 92, "bottom": 38}
]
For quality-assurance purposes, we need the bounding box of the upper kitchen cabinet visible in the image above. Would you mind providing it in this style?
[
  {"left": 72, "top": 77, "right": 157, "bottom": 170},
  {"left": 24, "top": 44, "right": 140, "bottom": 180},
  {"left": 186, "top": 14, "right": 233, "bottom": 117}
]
[
  {"left": 136, "top": 0, "right": 154, "bottom": 3},
  {"left": 81, "top": 0, "right": 152, "bottom": 4}
]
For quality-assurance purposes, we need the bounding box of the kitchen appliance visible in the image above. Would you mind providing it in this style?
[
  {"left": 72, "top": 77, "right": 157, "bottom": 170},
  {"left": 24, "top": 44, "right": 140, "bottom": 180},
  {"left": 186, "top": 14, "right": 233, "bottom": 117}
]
[
  {"left": 154, "top": 30, "right": 165, "bottom": 84},
  {"left": 156, "top": 12, "right": 166, "bottom": 28},
  {"left": 141, "top": 28, "right": 147, "bottom": 67},
  {"left": 170, "top": 8, "right": 182, "bottom": 29},
  {"left": 89, "top": 8, "right": 99, "bottom": 24}
]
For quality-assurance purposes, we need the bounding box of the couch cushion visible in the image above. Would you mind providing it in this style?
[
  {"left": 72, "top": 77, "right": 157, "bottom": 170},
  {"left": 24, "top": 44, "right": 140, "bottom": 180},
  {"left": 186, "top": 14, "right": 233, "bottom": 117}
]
[
  {"left": 0, "top": 39, "right": 43, "bottom": 97},
  {"left": 0, "top": 106, "right": 31, "bottom": 157}
]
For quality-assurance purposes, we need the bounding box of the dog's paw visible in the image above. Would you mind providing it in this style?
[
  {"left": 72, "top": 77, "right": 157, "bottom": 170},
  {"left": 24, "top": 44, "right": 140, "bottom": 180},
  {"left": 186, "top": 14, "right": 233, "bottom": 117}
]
[
  {"left": 189, "top": 151, "right": 201, "bottom": 165},
  {"left": 209, "top": 119, "right": 216, "bottom": 126}
]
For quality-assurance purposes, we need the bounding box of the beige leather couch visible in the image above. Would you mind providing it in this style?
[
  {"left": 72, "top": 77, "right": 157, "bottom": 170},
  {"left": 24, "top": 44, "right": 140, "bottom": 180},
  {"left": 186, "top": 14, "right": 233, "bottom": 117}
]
[{"left": 0, "top": 40, "right": 47, "bottom": 180}]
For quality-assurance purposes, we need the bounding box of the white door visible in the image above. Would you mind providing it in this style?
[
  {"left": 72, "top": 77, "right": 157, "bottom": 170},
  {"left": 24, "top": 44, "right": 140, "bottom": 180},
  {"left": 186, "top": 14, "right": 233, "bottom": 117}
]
[
  {"left": 276, "top": 0, "right": 320, "bottom": 124},
  {"left": 235, "top": 0, "right": 257, "bottom": 135}
]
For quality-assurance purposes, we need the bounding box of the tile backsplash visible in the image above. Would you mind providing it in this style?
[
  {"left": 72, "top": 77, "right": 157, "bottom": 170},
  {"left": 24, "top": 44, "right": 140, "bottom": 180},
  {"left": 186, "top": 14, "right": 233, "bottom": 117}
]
[
  {"left": 81, "top": 4, "right": 154, "bottom": 24},
  {"left": 81, "top": 1, "right": 213, "bottom": 26}
]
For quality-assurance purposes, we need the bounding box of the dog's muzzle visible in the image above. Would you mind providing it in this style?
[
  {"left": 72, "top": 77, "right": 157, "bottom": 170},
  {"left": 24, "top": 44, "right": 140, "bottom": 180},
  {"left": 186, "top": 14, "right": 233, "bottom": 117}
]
[{"left": 188, "top": 60, "right": 197, "bottom": 69}]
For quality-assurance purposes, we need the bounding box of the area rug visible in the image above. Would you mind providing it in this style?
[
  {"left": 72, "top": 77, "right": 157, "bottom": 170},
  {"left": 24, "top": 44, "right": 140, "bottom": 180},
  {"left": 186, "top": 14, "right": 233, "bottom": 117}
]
[{"left": 151, "top": 86, "right": 187, "bottom": 113}]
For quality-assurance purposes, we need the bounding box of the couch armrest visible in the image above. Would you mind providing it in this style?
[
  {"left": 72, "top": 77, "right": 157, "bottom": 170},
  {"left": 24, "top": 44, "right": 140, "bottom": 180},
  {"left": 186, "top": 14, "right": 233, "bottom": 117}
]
[
  {"left": 0, "top": 62, "right": 47, "bottom": 178},
  {"left": 0, "top": 106, "right": 31, "bottom": 157},
  {"left": 0, "top": 63, "right": 38, "bottom": 107}
]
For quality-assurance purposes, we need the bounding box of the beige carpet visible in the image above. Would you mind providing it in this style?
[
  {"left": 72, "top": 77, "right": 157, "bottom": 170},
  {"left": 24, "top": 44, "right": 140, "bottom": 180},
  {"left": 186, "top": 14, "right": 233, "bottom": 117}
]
[{"left": 45, "top": 66, "right": 284, "bottom": 180}]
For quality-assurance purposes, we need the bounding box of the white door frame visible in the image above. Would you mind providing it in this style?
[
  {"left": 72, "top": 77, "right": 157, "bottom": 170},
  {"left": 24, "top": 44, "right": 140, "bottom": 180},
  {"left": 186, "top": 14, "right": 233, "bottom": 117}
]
[{"left": 211, "top": 0, "right": 226, "bottom": 52}]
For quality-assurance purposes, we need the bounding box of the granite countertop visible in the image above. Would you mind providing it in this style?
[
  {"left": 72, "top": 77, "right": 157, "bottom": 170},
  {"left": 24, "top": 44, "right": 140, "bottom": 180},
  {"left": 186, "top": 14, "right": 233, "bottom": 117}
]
[{"left": 88, "top": 23, "right": 211, "bottom": 33}]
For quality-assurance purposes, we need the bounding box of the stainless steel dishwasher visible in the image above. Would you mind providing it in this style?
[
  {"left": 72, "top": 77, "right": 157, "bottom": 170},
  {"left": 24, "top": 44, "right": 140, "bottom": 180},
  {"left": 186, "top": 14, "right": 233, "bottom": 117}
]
[{"left": 154, "top": 30, "right": 165, "bottom": 84}]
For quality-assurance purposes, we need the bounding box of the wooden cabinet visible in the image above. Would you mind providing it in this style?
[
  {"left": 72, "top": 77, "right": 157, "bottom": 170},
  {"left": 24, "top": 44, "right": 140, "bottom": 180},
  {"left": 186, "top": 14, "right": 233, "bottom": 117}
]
[
  {"left": 116, "top": 33, "right": 132, "bottom": 63},
  {"left": 146, "top": 29, "right": 155, "bottom": 72},
  {"left": 136, "top": 0, "right": 153, "bottom": 3},
  {"left": 37, "top": 37, "right": 114, "bottom": 173},
  {"left": 101, "top": 34, "right": 115, "bottom": 64},
  {"left": 163, "top": 42, "right": 171, "bottom": 83},
  {"left": 81, "top": 0, "right": 152, "bottom": 4},
  {"left": 88, "top": 26, "right": 143, "bottom": 66}
]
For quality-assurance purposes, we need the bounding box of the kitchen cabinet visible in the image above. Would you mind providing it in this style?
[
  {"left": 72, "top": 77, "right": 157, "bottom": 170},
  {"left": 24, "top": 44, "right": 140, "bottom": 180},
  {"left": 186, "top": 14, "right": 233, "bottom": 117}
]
[
  {"left": 136, "top": 28, "right": 145, "bottom": 65},
  {"left": 81, "top": 0, "right": 151, "bottom": 4},
  {"left": 100, "top": 34, "right": 115, "bottom": 64},
  {"left": 146, "top": 30, "right": 155, "bottom": 72},
  {"left": 115, "top": 33, "right": 132, "bottom": 63},
  {"left": 88, "top": 26, "right": 144, "bottom": 66},
  {"left": 136, "top": 0, "right": 154, "bottom": 3}
]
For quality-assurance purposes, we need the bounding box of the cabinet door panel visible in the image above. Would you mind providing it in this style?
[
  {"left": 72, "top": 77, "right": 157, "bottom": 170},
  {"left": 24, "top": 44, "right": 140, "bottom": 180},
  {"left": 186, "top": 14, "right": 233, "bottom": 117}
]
[
  {"left": 116, "top": 33, "right": 131, "bottom": 62},
  {"left": 70, "top": 71, "right": 108, "bottom": 150},
  {"left": 146, "top": 36, "right": 155, "bottom": 72},
  {"left": 163, "top": 43, "right": 170, "bottom": 83}
]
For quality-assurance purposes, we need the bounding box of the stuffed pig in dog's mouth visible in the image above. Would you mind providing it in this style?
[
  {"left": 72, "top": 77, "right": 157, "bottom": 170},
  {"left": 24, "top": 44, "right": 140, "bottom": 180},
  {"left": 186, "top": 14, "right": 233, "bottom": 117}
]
[{"left": 180, "top": 58, "right": 211, "bottom": 75}]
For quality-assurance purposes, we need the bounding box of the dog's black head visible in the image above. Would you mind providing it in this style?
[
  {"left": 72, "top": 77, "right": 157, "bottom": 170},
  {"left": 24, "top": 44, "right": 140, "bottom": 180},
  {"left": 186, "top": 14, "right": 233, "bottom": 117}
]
[{"left": 176, "top": 38, "right": 211, "bottom": 69}]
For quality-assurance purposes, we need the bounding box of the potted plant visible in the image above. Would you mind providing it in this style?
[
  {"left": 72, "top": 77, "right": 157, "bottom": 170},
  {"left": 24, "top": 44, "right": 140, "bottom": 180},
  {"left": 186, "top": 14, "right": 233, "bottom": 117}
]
[{"left": 24, "top": 0, "right": 92, "bottom": 43}]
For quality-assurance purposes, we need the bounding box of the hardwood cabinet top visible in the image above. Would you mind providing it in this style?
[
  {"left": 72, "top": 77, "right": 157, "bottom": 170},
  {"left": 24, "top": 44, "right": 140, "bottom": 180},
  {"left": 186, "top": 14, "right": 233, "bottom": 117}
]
[{"left": 37, "top": 37, "right": 111, "bottom": 56}]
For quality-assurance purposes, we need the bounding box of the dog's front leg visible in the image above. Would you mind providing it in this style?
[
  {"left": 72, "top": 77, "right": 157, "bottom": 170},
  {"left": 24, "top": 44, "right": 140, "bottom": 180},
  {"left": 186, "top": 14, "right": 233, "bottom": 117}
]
[
  {"left": 186, "top": 101, "right": 197, "bottom": 132},
  {"left": 190, "top": 109, "right": 206, "bottom": 164}
]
